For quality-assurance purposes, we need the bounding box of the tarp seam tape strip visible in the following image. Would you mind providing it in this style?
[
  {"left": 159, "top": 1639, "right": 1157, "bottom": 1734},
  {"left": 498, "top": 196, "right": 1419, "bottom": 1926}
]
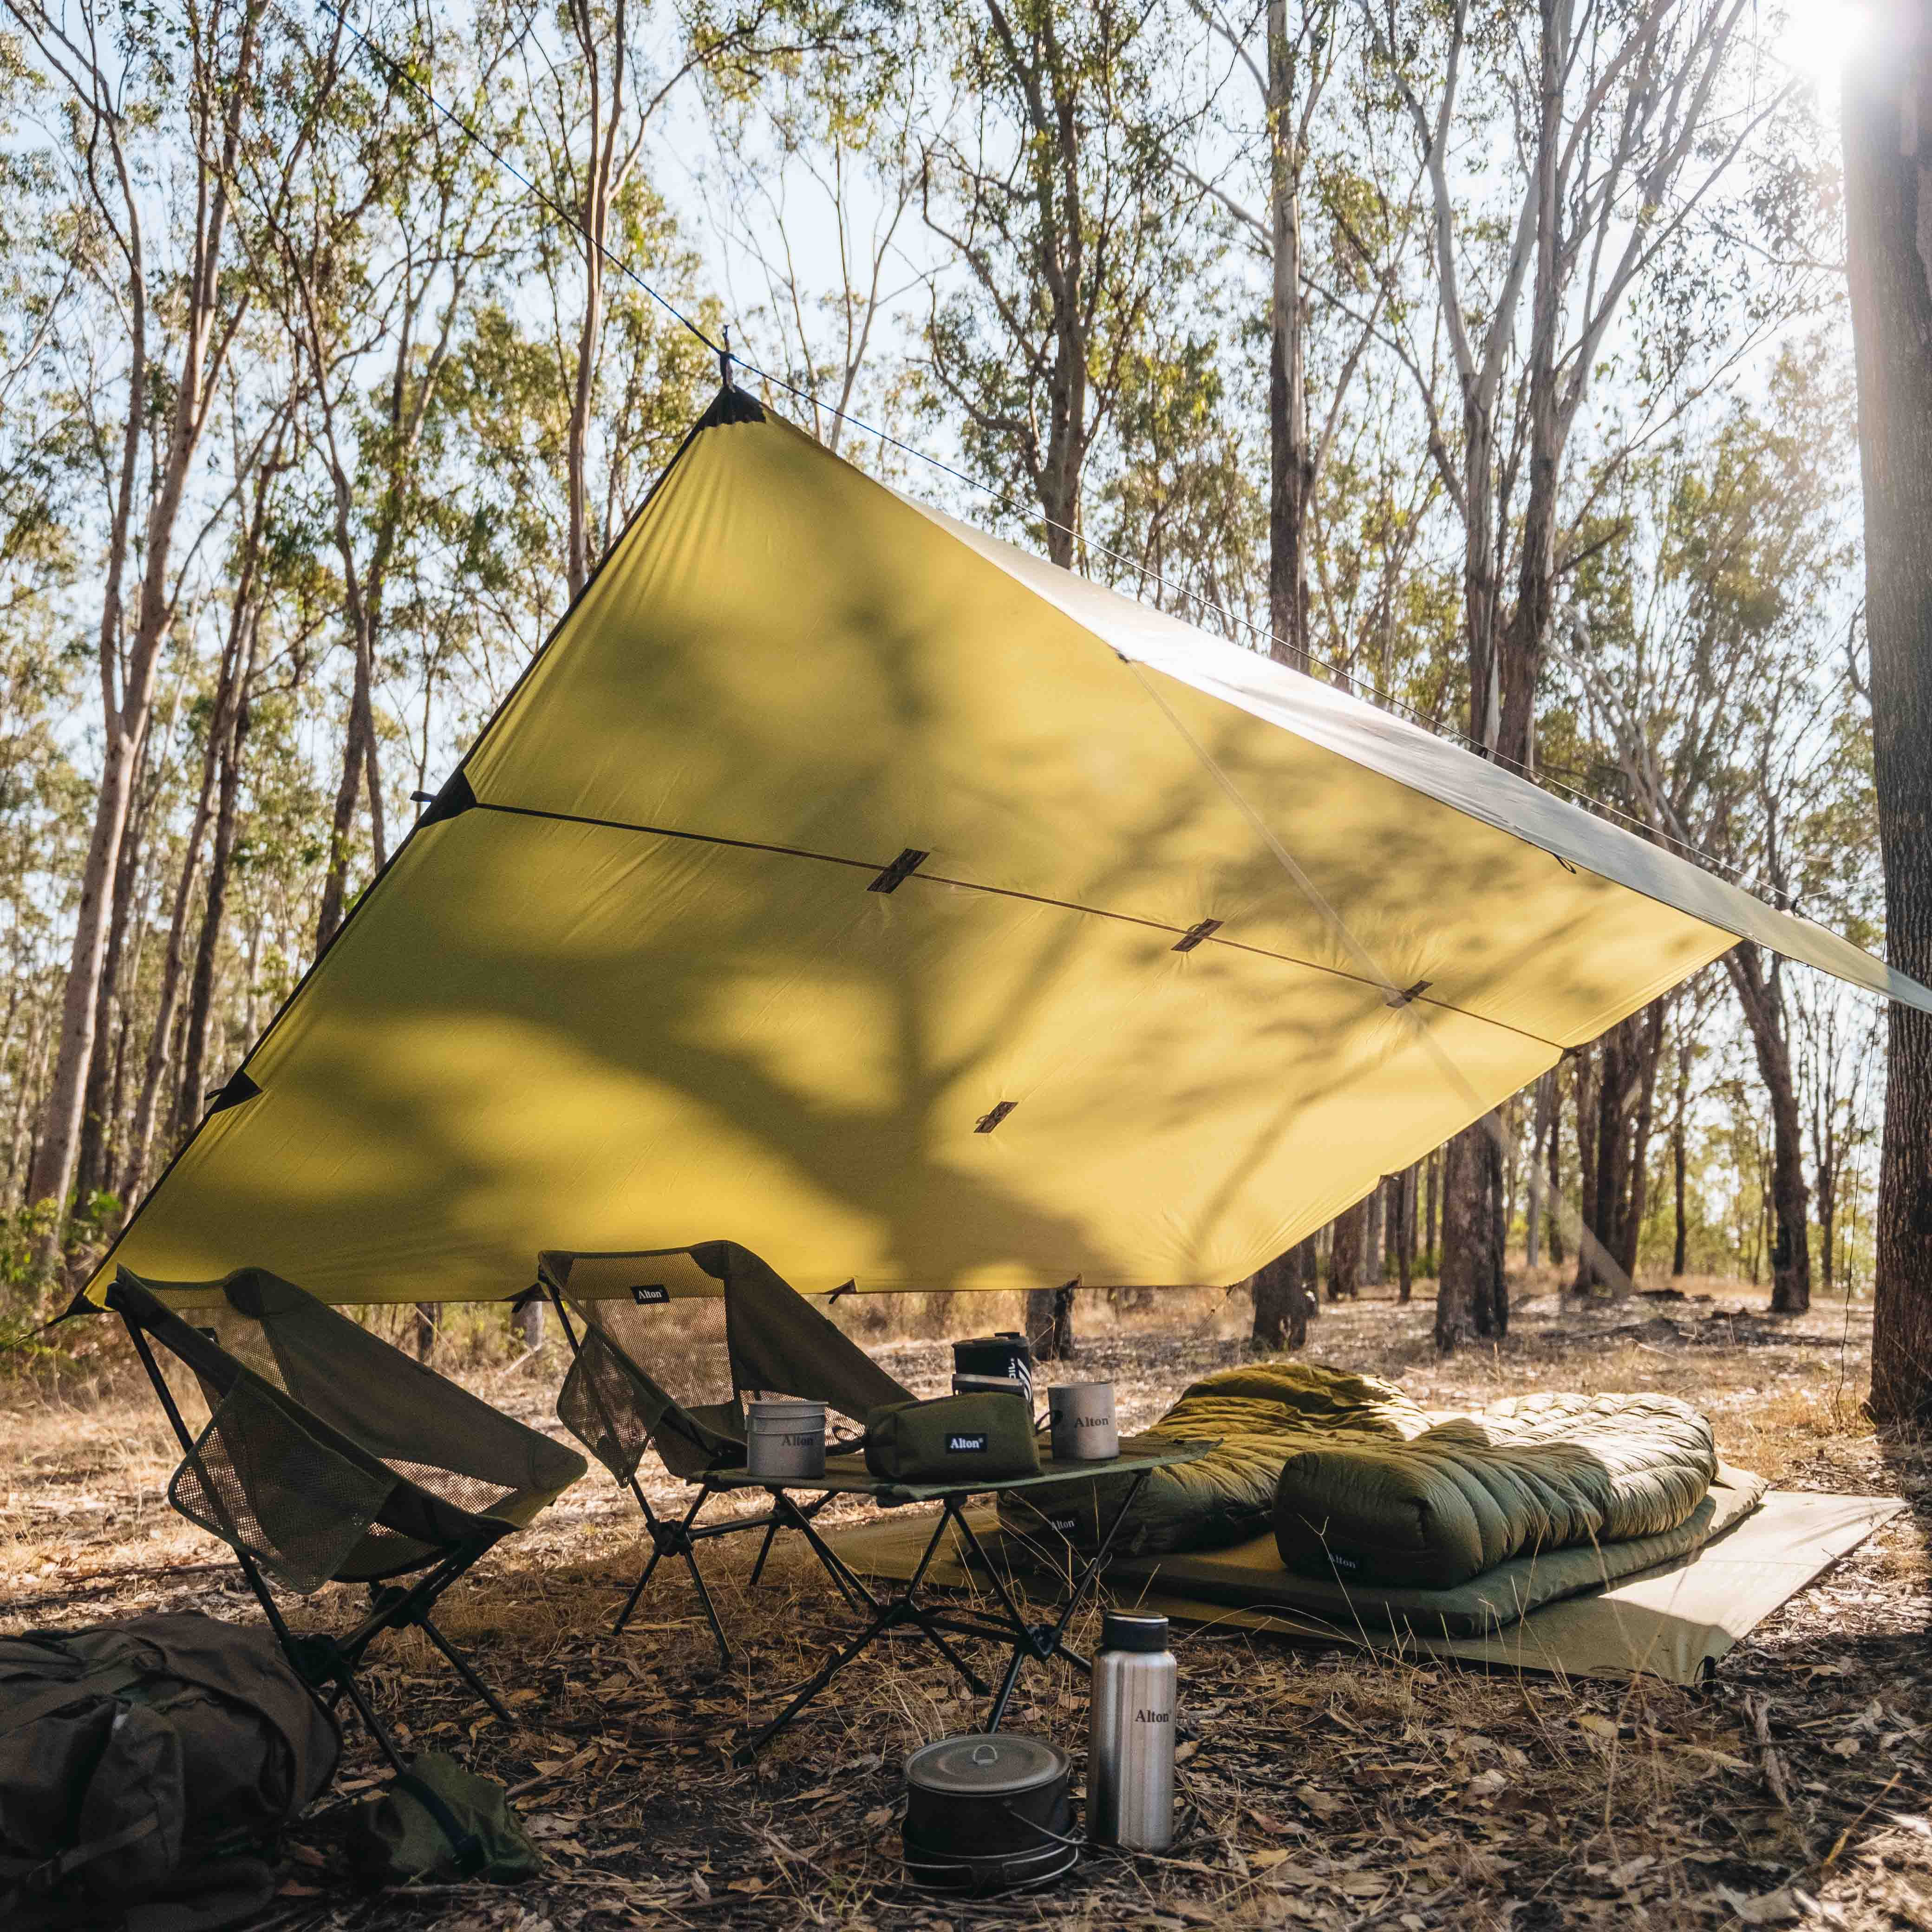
[{"left": 462, "top": 801, "right": 1567, "bottom": 1052}]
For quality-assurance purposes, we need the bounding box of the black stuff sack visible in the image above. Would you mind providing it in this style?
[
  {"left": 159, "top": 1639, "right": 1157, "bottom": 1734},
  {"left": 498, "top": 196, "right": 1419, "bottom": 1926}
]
[
  {"left": 345, "top": 1751, "right": 542, "bottom": 1888},
  {"left": 0, "top": 1611, "right": 339, "bottom": 1932}
]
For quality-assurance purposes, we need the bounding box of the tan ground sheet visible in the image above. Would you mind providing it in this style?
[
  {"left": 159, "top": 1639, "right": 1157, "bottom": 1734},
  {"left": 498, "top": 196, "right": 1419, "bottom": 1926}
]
[{"left": 828, "top": 1488, "right": 1904, "bottom": 1685}]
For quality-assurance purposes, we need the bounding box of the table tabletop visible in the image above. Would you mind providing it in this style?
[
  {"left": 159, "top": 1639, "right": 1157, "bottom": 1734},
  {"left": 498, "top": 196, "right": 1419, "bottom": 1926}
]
[{"left": 706, "top": 1430, "right": 1214, "bottom": 1507}]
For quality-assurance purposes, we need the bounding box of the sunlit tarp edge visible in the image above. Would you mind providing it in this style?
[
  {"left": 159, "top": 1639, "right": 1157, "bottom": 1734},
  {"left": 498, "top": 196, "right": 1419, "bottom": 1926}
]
[{"left": 903, "top": 492, "right": 1932, "bottom": 1017}]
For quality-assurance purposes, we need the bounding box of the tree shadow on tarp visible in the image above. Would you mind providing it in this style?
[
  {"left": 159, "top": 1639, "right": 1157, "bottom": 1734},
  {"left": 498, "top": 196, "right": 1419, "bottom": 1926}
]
[{"left": 107, "top": 435, "right": 1725, "bottom": 1313}]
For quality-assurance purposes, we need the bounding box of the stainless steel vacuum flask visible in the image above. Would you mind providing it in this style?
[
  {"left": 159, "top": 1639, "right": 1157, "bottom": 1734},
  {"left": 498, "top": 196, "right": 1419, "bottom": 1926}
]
[{"left": 1088, "top": 1611, "right": 1177, "bottom": 1851}]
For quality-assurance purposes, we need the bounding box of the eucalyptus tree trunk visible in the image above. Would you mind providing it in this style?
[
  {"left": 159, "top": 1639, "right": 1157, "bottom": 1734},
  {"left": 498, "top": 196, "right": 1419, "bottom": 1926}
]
[
  {"left": 1544, "top": 1087, "right": 1564, "bottom": 1267},
  {"left": 1525, "top": 1070, "right": 1554, "bottom": 1267},
  {"left": 1846, "top": 8, "right": 1932, "bottom": 1419},
  {"left": 1619, "top": 1002, "right": 1666, "bottom": 1282},
  {"left": 1726, "top": 945, "right": 1810, "bottom": 1314},
  {"left": 1249, "top": 1240, "right": 1312, "bottom": 1353},
  {"left": 1328, "top": 1201, "right": 1364, "bottom": 1300},
  {"left": 1571, "top": 1044, "right": 1600, "bottom": 1293},
  {"left": 1025, "top": 1286, "right": 1076, "bottom": 1362},
  {"left": 1394, "top": 1167, "right": 1413, "bottom": 1304},
  {"left": 1265, "top": 0, "right": 1311, "bottom": 670},
  {"left": 177, "top": 623, "right": 260, "bottom": 1142},
  {"left": 1671, "top": 1038, "right": 1692, "bottom": 1276},
  {"left": 563, "top": 0, "right": 631, "bottom": 600},
  {"left": 71, "top": 815, "right": 144, "bottom": 1209},
  {"left": 1436, "top": 1128, "right": 1504, "bottom": 1349},
  {"left": 24, "top": 0, "right": 265, "bottom": 1258},
  {"left": 125, "top": 709, "right": 223, "bottom": 1192},
  {"left": 1424, "top": 1150, "right": 1438, "bottom": 1269},
  {"left": 125, "top": 512, "right": 267, "bottom": 1200}
]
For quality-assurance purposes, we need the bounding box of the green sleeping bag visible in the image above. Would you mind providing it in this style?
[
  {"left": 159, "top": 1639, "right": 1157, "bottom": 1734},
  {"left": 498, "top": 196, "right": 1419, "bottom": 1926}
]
[
  {"left": 997, "top": 1361, "right": 1435, "bottom": 1555},
  {"left": 998, "top": 1364, "right": 1723, "bottom": 1599},
  {"left": 1270, "top": 1391, "right": 1719, "bottom": 1590}
]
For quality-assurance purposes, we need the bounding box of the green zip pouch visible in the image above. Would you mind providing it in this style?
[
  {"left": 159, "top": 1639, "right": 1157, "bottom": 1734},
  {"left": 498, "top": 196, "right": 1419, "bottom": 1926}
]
[{"left": 863, "top": 1392, "right": 1041, "bottom": 1484}]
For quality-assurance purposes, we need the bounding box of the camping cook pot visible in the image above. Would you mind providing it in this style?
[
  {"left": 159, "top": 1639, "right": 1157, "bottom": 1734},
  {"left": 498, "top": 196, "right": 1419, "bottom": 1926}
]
[{"left": 902, "top": 1733, "right": 1076, "bottom": 1893}]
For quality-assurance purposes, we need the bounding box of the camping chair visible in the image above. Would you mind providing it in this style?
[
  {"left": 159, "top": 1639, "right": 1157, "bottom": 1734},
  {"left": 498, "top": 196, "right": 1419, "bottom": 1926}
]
[
  {"left": 97, "top": 1266, "right": 587, "bottom": 1769},
  {"left": 542, "top": 1241, "right": 913, "bottom": 1662}
]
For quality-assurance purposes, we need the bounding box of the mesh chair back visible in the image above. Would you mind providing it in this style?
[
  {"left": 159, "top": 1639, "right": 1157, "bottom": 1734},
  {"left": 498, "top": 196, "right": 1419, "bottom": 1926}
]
[
  {"left": 111, "top": 1269, "right": 584, "bottom": 1587},
  {"left": 702, "top": 1243, "right": 912, "bottom": 1420},
  {"left": 543, "top": 1242, "right": 913, "bottom": 1487},
  {"left": 556, "top": 1321, "right": 744, "bottom": 1483},
  {"left": 171, "top": 1377, "right": 399, "bottom": 1593}
]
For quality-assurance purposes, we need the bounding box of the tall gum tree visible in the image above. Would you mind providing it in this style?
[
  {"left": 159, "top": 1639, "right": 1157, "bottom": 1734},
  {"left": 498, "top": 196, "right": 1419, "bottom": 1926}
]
[
  {"left": 1360, "top": 0, "right": 1790, "bottom": 1348},
  {"left": 1558, "top": 372, "right": 1870, "bottom": 1314},
  {"left": 1175, "top": 0, "right": 1403, "bottom": 1351},
  {"left": 7, "top": 0, "right": 271, "bottom": 1260},
  {"left": 920, "top": 0, "right": 1201, "bottom": 1356},
  {"left": 1844, "top": 5, "right": 1932, "bottom": 1420},
  {"left": 267, "top": 4, "right": 524, "bottom": 949}
]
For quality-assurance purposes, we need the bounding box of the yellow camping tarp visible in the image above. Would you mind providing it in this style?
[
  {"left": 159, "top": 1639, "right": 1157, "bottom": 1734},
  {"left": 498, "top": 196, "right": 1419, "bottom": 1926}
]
[{"left": 91, "top": 389, "right": 1932, "bottom": 1306}]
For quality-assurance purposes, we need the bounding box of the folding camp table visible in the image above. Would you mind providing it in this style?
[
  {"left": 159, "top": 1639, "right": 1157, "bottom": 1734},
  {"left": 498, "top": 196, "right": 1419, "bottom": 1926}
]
[{"left": 712, "top": 1436, "right": 1214, "bottom": 1762}]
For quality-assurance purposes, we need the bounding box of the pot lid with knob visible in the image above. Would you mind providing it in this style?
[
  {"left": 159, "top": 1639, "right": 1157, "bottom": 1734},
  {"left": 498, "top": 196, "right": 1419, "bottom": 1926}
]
[{"left": 904, "top": 1734, "right": 1069, "bottom": 1800}]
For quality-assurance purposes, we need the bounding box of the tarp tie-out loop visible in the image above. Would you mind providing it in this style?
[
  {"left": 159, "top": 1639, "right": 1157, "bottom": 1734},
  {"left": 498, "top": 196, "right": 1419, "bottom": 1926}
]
[{"left": 868, "top": 848, "right": 929, "bottom": 893}]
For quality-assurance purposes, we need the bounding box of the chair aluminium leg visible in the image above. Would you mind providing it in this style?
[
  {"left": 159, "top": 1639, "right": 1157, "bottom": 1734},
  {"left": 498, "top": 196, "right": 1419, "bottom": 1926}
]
[
  {"left": 418, "top": 1615, "right": 515, "bottom": 1726},
  {"left": 680, "top": 1547, "right": 733, "bottom": 1665},
  {"left": 122, "top": 1317, "right": 353, "bottom": 1746},
  {"left": 613, "top": 1543, "right": 666, "bottom": 1636},
  {"left": 334, "top": 1666, "right": 408, "bottom": 1774},
  {"left": 746, "top": 1513, "right": 782, "bottom": 1587},
  {"left": 616, "top": 1486, "right": 734, "bottom": 1664}
]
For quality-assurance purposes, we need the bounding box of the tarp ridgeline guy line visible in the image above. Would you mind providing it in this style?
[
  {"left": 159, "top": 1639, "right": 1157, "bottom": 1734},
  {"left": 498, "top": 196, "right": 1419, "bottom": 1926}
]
[{"left": 85, "top": 387, "right": 1932, "bottom": 1308}]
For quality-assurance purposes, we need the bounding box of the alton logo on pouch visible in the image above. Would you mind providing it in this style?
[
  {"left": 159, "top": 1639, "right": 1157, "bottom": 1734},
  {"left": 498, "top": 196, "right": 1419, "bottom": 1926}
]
[{"left": 946, "top": 1433, "right": 989, "bottom": 1453}]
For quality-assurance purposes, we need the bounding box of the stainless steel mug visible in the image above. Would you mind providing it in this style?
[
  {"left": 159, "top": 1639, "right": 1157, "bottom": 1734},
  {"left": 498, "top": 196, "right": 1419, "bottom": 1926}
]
[
  {"left": 1088, "top": 1611, "right": 1176, "bottom": 1850},
  {"left": 1048, "top": 1381, "right": 1118, "bottom": 1460}
]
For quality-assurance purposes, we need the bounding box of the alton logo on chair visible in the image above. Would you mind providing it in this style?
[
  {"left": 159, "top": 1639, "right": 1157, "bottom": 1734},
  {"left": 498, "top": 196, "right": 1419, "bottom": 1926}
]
[
  {"left": 946, "top": 1433, "right": 988, "bottom": 1453},
  {"left": 628, "top": 1285, "right": 670, "bottom": 1305}
]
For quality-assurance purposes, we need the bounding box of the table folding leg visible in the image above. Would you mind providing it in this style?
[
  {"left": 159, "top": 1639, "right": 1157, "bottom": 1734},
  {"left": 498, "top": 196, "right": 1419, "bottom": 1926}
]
[
  {"left": 732, "top": 1469, "right": 1150, "bottom": 1762},
  {"left": 733, "top": 1501, "right": 995, "bottom": 1764},
  {"left": 967, "top": 1468, "right": 1151, "bottom": 1732}
]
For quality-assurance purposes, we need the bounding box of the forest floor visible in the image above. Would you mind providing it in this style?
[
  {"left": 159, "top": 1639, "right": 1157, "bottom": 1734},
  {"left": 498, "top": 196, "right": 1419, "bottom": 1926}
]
[{"left": 6, "top": 1271, "right": 1932, "bottom": 1931}]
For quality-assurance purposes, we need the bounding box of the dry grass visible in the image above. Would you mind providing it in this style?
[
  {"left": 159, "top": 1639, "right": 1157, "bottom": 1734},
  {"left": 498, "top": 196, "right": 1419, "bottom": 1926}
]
[{"left": 5, "top": 1275, "right": 1931, "bottom": 1930}]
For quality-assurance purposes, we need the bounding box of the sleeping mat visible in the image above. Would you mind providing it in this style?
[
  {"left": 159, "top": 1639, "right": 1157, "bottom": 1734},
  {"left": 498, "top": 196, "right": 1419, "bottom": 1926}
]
[{"left": 997, "top": 1361, "right": 1436, "bottom": 1556}]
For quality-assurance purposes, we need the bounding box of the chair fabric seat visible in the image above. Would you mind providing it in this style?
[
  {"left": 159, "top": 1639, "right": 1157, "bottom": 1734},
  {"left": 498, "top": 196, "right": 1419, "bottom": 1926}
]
[{"left": 112, "top": 1268, "right": 584, "bottom": 1590}]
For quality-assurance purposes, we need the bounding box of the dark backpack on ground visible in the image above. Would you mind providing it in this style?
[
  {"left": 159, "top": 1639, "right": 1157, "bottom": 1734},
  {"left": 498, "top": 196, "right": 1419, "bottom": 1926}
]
[{"left": 0, "top": 1612, "right": 339, "bottom": 1931}]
